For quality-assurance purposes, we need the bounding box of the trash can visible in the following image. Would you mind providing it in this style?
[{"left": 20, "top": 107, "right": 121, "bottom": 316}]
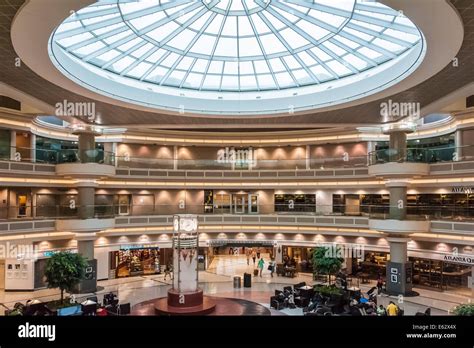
[
  {"left": 243, "top": 273, "right": 251, "bottom": 288},
  {"left": 233, "top": 276, "right": 242, "bottom": 288}
]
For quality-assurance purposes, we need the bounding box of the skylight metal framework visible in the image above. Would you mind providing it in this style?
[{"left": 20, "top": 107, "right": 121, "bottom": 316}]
[{"left": 52, "top": 0, "right": 423, "bottom": 93}]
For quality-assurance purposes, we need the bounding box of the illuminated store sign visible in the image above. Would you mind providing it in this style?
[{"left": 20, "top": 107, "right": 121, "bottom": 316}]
[
  {"left": 451, "top": 186, "right": 474, "bottom": 193},
  {"left": 443, "top": 255, "right": 474, "bottom": 265}
]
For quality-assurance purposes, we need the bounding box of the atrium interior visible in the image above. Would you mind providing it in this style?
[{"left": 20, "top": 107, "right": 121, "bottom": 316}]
[{"left": 0, "top": 0, "right": 474, "bottom": 321}]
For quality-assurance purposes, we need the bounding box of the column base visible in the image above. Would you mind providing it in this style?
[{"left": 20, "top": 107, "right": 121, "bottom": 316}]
[
  {"left": 385, "top": 261, "right": 413, "bottom": 296},
  {"left": 154, "top": 289, "right": 216, "bottom": 315},
  {"left": 73, "top": 259, "right": 97, "bottom": 294}
]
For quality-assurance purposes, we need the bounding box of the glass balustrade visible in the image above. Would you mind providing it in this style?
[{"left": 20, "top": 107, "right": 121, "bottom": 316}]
[
  {"left": 368, "top": 146, "right": 462, "bottom": 165},
  {"left": 1, "top": 144, "right": 474, "bottom": 170},
  {"left": 1, "top": 204, "right": 474, "bottom": 222}
]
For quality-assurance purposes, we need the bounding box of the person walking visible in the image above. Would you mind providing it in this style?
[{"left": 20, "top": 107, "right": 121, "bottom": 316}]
[
  {"left": 256, "top": 248, "right": 261, "bottom": 259},
  {"left": 245, "top": 248, "right": 250, "bottom": 265},
  {"left": 268, "top": 259, "right": 275, "bottom": 278},
  {"left": 257, "top": 257, "right": 265, "bottom": 277},
  {"left": 376, "top": 275, "right": 384, "bottom": 294},
  {"left": 163, "top": 262, "right": 172, "bottom": 281},
  {"left": 251, "top": 249, "right": 257, "bottom": 265}
]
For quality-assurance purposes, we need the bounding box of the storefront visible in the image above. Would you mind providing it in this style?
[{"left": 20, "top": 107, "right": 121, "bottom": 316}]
[
  {"left": 282, "top": 246, "right": 313, "bottom": 272},
  {"left": 355, "top": 250, "right": 473, "bottom": 292},
  {"left": 110, "top": 245, "right": 161, "bottom": 278},
  {"left": 410, "top": 255, "right": 473, "bottom": 292}
]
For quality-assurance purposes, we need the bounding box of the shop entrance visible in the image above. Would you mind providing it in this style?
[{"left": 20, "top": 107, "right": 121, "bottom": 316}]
[
  {"left": 110, "top": 246, "right": 161, "bottom": 278},
  {"left": 117, "top": 195, "right": 131, "bottom": 215},
  {"left": 232, "top": 193, "right": 258, "bottom": 214},
  {"left": 17, "top": 194, "right": 28, "bottom": 217}
]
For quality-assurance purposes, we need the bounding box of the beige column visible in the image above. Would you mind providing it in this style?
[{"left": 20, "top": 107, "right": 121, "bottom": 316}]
[
  {"left": 10, "top": 130, "right": 16, "bottom": 160},
  {"left": 75, "top": 131, "right": 96, "bottom": 163}
]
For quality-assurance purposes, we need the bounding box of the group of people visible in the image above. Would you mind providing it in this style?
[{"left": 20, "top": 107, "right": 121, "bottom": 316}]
[
  {"left": 378, "top": 301, "right": 402, "bottom": 316},
  {"left": 245, "top": 248, "right": 276, "bottom": 277}
]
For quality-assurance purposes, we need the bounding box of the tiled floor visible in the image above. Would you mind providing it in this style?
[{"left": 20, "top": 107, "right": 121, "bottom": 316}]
[{"left": 0, "top": 254, "right": 472, "bottom": 315}]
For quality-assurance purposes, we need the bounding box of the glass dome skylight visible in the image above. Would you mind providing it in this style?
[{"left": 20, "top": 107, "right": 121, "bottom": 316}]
[{"left": 49, "top": 0, "right": 425, "bottom": 116}]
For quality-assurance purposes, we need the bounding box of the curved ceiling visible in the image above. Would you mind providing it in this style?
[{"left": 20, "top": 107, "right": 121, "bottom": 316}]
[
  {"left": 48, "top": 0, "right": 425, "bottom": 115},
  {"left": 3, "top": 0, "right": 468, "bottom": 128}
]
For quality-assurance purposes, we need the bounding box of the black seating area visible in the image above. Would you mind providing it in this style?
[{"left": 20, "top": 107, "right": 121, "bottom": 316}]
[
  {"left": 4, "top": 292, "right": 131, "bottom": 317},
  {"left": 270, "top": 279, "right": 400, "bottom": 316}
]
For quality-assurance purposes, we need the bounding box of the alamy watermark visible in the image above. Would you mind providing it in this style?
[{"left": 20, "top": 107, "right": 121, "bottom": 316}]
[
  {"left": 0, "top": 242, "right": 38, "bottom": 260},
  {"left": 55, "top": 99, "right": 98, "bottom": 122},
  {"left": 317, "top": 243, "right": 365, "bottom": 259},
  {"left": 380, "top": 99, "right": 420, "bottom": 122},
  {"left": 217, "top": 147, "right": 257, "bottom": 167}
]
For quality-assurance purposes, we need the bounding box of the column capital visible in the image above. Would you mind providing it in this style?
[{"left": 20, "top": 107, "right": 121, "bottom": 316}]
[
  {"left": 381, "top": 122, "right": 416, "bottom": 135},
  {"left": 74, "top": 232, "right": 98, "bottom": 241},
  {"left": 74, "top": 180, "right": 99, "bottom": 188},
  {"left": 386, "top": 236, "right": 411, "bottom": 243},
  {"left": 385, "top": 179, "right": 410, "bottom": 188}
]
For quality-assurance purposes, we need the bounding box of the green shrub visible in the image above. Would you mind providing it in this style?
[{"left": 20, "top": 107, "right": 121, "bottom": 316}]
[{"left": 452, "top": 303, "right": 474, "bottom": 316}]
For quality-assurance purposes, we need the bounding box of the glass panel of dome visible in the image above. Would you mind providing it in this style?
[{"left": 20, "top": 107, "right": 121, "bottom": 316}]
[
  {"left": 189, "top": 35, "right": 216, "bottom": 55},
  {"left": 251, "top": 15, "right": 271, "bottom": 35},
  {"left": 215, "top": 37, "right": 238, "bottom": 57},
  {"left": 145, "top": 66, "right": 168, "bottom": 83},
  {"left": 283, "top": 56, "right": 301, "bottom": 70},
  {"left": 103, "top": 31, "right": 129, "bottom": 45},
  {"left": 357, "top": 47, "right": 383, "bottom": 60},
  {"left": 168, "top": 30, "right": 196, "bottom": 50},
  {"left": 309, "top": 47, "right": 332, "bottom": 61},
  {"left": 224, "top": 61, "right": 238, "bottom": 74},
  {"left": 240, "top": 75, "right": 257, "bottom": 90},
  {"left": 110, "top": 56, "right": 135, "bottom": 73},
  {"left": 343, "top": 54, "right": 369, "bottom": 70},
  {"left": 130, "top": 43, "right": 154, "bottom": 58},
  {"left": 310, "top": 65, "right": 332, "bottom": 82},
  {"left": 259, "top": 34, "right": 286, "bottom": 54},
  {"left": 275, "top": 72, "right": 294, "bottom": 88},
  {"left": 75, "top": 42, "right": 106, "bottom": 57},
  {"left": 384, "top": 29, "right": 420, "bottom": 44},
  {"left": 326, "top": 61, "right": 352, "bottom": 76},
  {"left": 280, "top": 28, "right": 310, "bottom": 49},
  {"left": 295, "top": 21, "right": 330, "bottom": 41},
  {"left": 238, "top": 16, "right": 254, "bottom": 36},
  {"left": 221, "top": 75, "right": 239, "bottom": 90},
  {"left": 191, "top": 59, "right": 207, "bottom": 73},
  {"left": 184, "top": 73, "right": 203, "bottom": 88},
  {"left": 166, "top": 71, "right": 186, "bottom": 86},
  {"left": 253, "top": 60, "right": 270, "bottom": 74},
  {"left": 257, "top": 74, "right": 277, "bottom": 89},
  {"left": 297, "top": 51, "right": 316, "bottom": 66},
  {"left": 239, "top": 62, "right": 254, "bottom": 75},
  {"left": 130, "top": 13, "right": 166, "bottom": 31},
  {"left": 127, "top": 63, "right": 153, "bottom": 79},
  {"left": 91, "top": 23, "right": 124, "bottom": 37},
  {"left": 145, "top": 49, "right": 166, "bottom": 64},
  {"left": 202, "top": 75, "right": 221, "bottom": 89},
  {"left": 268, "top": 58, "right": 285, "bottom": 73},
  {"left": 373, "top": 38, "right": 404, "bottom": 53},
  {"left": 176, "top": 57, "right": 195, "bottom": 71},
  {"left": 208, "top": 61, "right": 223, "bottom": 74},
  {"left": 239, "top": 37, "right": 263, "bottom": 57},
  {"left": 57, "top": 32, "right": 94, "bottom": 48}
]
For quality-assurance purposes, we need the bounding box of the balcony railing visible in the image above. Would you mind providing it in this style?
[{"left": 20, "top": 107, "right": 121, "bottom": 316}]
[
  {"left": 2, "top": 204, "right": 474, "bottom": 222},
  {"left": 0, "top": 146, "right": 115, "bottom": 166},
  {"left": 368, "top": 146, "right": 466, "bottom": 165},
  {"left": 2, "top": 144, "right": 474, "bottom": 171}
]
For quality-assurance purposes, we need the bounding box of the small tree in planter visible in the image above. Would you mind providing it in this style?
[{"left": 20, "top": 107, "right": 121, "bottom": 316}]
[
  {"left": 45, "top": 252, "right": 87, "bottom": 305},
  {"left": 312, "top": 246, "right": 344, "bottom": 284}
]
